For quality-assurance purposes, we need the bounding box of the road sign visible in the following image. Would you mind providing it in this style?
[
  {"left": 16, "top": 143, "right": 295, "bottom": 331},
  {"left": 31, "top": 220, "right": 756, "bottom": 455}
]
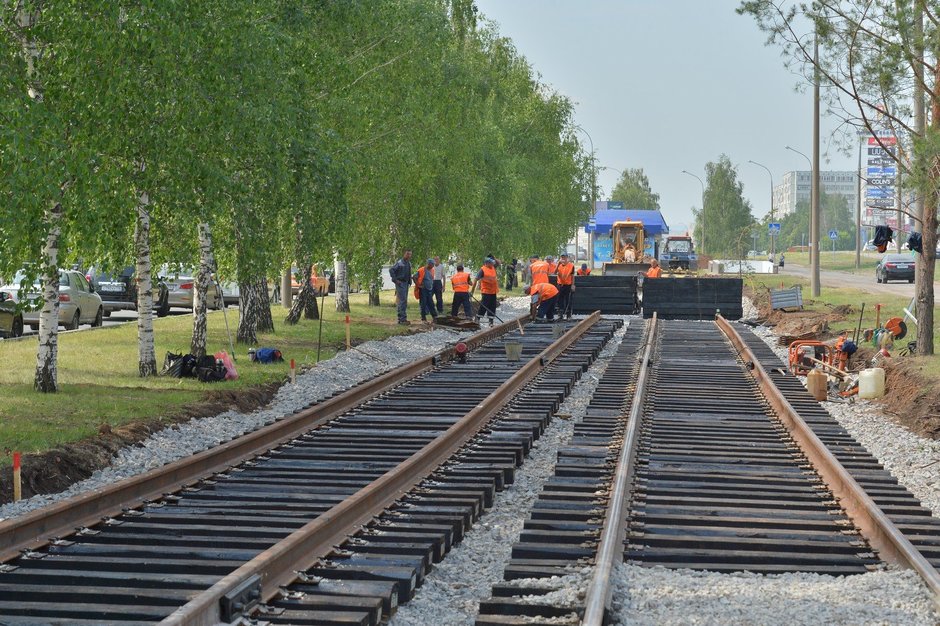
[
  {"left": 768, "top": 222, "right": 781, "bottom": 234},
  {"left": 607, "top": 201, "right": 624, "bottom": 210},
  {"left": 829, "top": 229, "right": 839, "bottom": 240}
]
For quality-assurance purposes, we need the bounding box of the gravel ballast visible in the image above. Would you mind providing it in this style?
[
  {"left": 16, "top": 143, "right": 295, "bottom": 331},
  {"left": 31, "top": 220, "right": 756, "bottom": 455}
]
[
  {"left": 1, "top": 297, "right": 534, "bottom": 522},
  {"left": 389, "top": 318, "right": 631, "bottom": 626}
]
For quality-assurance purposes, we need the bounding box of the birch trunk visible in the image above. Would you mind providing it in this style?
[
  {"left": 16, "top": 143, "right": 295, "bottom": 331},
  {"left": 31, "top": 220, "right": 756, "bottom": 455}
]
[
  {"left": 190, "top": 222, "right": 214, "bottom": 359},
  {"left": 134, "top": 191, "right": 157, "bottom": 376},
  {"left": 286, "top": 264, "right": 318, "bottom": 325},
  {"left": 34, "top": 201, "right": 62, "bottom": 392},
  {"left": 236, "top": 279, "right": 258, "bottom": 344},
  {"left": 334, "top": 254, "right": 350, "bottom": 313},
  {"left": 256, "top": 277, "right": 274, "bottom": 332}
]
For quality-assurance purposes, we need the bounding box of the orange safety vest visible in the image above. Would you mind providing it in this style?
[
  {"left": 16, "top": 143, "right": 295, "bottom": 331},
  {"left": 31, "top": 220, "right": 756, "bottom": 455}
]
[
  {"left": 451, "top": 271, "right": 471, "bottom": 293},
  {"left": 479, "top": 265, "right": 499, "bottom": 295},
  {"left": 576, "top": 268, "right": 591, "bottom": 276},
  {"left": 556, "top": 262, "right": 574, "bottom": 286},
  {"left": 530, "top": 260, "right": 549, "bottom": 285},
  {"left": 645, "top": 266, "right": 662, "bottom": 279},
  {"left": 413, "top": 266, "right": 428, "bottom": 300},
  {"left": 531, "top": 282, "right": 559, "bottom": 301},
  {"left": 547, "top": 261, "right": 557, "bottom": 274}
]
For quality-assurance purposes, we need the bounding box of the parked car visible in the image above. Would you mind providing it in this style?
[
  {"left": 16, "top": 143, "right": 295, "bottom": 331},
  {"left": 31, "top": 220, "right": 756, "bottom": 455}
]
[
  {"left": 0, "top": 290, "right": 23, "bottom": 338},
  {"left": 290, "top": 265, "right": 330, "bottom": 297},
  {"left": 1, "top": 269, "right": 104, "bottom": 330},
  {"left": 159, "top": 266, "right": 224, "bottom": 310},
  {"left": 87, "top": 266, "right": 170, "bottom": 318},
  {"left": 876, "top": 254, "right": 915, "bottom": 284}
]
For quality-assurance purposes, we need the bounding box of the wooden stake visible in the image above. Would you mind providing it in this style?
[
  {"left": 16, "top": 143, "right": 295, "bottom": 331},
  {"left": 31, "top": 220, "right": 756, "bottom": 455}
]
[
  {"left": 13, "top": 452, "right": 21, "bottom": 502},
  {"left": 345, "top": 314, "right": 351, "bottom": 350},
  {"left": 289, "top": 359, "right": 296, "bottom": 384}
]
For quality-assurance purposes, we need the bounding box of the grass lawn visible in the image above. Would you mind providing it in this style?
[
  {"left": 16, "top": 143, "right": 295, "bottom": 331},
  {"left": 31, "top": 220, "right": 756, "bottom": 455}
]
[
  {"left": 746, "top": 273, "right": 940, "bottom": 377},
  {"left": 0, "top": 290, "right": 423, "bottom": 464}
]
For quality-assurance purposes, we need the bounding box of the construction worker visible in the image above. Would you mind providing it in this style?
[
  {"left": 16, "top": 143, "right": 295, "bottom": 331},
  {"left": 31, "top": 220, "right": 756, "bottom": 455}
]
[
  {"left": 471, "top": 256, "right": 500, "bottom": 326},
  {"left": 450, "top": 264, "right": 473, "bottom": 318},
  {"left": 555, "top": 253, "right": 575, "bottom": 319},
  {"left": 525, "top": 282, "right": 560, "bottom": 322},
  {"left": 412, "top": 258, "right": 436, "bottom": 323},
  {"left": 546, "top": 255, "right": 557, "bottom": 275},
  {"left": 645, "top": 258, "right": 663, "bottom": 279},
  {"left": 623, "top": 244, "right": 637, "bottom": 263},
  {"left": 432, "top": 256, "right": 446, "bottom": 315},
  {"left": 389, "top": 249, "right": 413, "bottom": 325},
  {"left": 529, "top": 254, "right": 549, "bottom": 285},
  {"left": 577, "top": 263, "right": 591, "bottom": 276}
]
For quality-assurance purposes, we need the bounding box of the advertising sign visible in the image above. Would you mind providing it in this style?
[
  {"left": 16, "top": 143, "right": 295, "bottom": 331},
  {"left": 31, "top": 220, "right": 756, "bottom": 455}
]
[
  {"left": 593, "top": 235, "right": 613, "bottom": 264},
  {"left": 863, "top": 129, "right": 898, "bottom": 225}
]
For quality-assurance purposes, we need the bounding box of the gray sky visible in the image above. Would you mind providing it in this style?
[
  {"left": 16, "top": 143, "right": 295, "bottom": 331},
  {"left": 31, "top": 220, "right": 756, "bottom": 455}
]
[{"left": 475, "top": 0, "right": 853, "bottom": 232}]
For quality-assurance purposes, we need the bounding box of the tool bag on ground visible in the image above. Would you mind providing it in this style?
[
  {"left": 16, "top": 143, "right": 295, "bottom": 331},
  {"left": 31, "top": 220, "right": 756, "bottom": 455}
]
[
  {"left": 196, "top": 355, "right": 227, "bottom": 383},
  {"left": 162, "top": 352, "right": 185, "bottom": 377},
  {"left": 251, "top": 347, "right": 283, "bottom": 363}
]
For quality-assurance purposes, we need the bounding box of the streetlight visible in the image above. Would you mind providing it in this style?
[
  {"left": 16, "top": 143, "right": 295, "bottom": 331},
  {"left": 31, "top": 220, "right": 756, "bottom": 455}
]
[
  {"left": 574, "top": 125, "right": 596, "bottom": 266},
  {"left": 681, "top": 170, "right": 705, "bottom": 255},
  {"left": 786, "top": 145, "right": 813, "bottom": 260},
  {"left": 747, "top": 160, "right": 775, "bottom": 259}
]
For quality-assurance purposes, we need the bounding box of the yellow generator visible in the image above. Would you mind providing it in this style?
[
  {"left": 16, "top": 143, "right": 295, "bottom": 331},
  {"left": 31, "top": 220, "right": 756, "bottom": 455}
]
[{"left": 603, "top": 220, "right": 651, "bottom": 275}]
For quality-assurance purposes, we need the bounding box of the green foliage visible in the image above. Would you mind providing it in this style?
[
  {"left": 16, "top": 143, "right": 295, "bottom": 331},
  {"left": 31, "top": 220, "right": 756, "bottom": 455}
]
[
  {"left": 776, "top": 191, "right": 856, "bottom": 252},
  {"left": 610, "top": 168, "right": 660, "bottom": 210},
  {"left": 692, "top": 155, "right": 756, "bottom": 257}
]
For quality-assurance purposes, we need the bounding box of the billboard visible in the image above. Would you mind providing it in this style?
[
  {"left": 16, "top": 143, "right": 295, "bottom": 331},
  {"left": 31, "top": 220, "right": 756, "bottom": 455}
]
[{"left": 863, "top": 130, "right": 898, "bottom": 224}]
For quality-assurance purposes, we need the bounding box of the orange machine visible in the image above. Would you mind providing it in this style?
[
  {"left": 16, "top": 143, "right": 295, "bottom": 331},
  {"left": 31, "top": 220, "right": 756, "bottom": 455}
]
[{"left": 787, "top": 340, "right": 835, "bottom": 376}]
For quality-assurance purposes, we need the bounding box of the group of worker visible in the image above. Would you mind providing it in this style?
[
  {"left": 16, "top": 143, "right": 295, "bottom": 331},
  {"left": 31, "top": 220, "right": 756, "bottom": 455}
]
[{"left": 390, "top": 250, "right": 592, "bottom": 326}]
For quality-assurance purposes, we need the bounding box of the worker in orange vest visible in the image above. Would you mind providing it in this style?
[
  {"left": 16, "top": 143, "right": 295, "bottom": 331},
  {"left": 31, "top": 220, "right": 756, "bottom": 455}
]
[
  {"left": 645, "top": 258, "right": 663, "bottom": 279},
  {"left": 529, "top": 255, "right": 549, "bottom": 285},
  {"left": 546, "top": 255, "right": 557, "bottom": 275},
  {"left": 412, "top": 258, "right": 437, "bottom": 323},
  {"left": 576, "top": 263, "right": 591, "bottom": 276},
  {"left": 450, "top": 264, "right": 473, "bottom": 318},
  {"left": 525, "top": 282, "right": 560, "bottom": 322},
  {"left": 471, "top": 256, "right": 500, "bottom": 326},
  {"left": 555, "top": 253, "right": 575, "bottom": 319}
]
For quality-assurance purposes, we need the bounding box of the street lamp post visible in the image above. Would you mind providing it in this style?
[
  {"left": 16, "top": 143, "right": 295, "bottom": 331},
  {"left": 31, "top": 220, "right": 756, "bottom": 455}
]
[
  {"left": 681, "top": 170, "right": 705, "bottom": 255},
  {"left": 574, "top": 125, "right": 596, "bottom": 267},
  {"left": 748, "top": 160, "right": 775, "bottom": 258}
]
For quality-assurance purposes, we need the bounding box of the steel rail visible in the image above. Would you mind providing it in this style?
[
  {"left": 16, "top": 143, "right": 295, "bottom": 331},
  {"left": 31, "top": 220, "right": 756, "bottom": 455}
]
[
  {"left": 716, "top": 315, "right": 940, "bottom": 604},
  {"left": 581, "top": 314, "right": 657, "bottom": 626},
  {"left": 0, "top": 314, "right": 530, "bottom": 564},
  {"left": 161, "top": 312, "right": 602, "bottom": 626}
]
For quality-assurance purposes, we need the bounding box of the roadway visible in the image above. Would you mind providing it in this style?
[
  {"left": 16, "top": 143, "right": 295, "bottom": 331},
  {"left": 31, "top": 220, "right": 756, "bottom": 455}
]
[
  {"left": 780, "top": 263, "right": 921, "bottom": 298},
  {"left": 2, "top": 307, "right": 234, "bottom": 342}
]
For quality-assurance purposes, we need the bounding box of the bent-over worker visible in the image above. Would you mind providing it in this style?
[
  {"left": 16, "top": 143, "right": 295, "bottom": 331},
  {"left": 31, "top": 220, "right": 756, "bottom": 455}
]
[
  {"left": 471, "top": 256, "right": 500, "bottom": 326},
  {"left": 577, "top": 263, "right": 591, "bottom": 276},
  {"left": 450, "top": 264, "right": 473, "bottom": 318},
  {"left": 525, "top": 282, "right": 560, "bottom": 322}
]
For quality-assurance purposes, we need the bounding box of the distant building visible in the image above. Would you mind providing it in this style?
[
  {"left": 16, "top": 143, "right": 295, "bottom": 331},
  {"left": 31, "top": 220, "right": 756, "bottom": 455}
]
[{"left": 772, "top": 171, "right": 858, "bottom": 217}]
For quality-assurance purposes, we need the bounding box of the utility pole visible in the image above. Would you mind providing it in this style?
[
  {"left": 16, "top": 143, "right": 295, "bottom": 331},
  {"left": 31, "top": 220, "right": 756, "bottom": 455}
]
[
  {"left": 748, "top": 160, "right": 775, "bottom": 257},
  {"left": 811, "top": 35, "right": 821, "bottom": 297},
  {"left": 855, "top": 136, "right": 862, "bottom": 269},
  {"left": 681, "top": 170, "right": 705, "bottom": 255},
  {"left": 896, "top": 165, "right": 903, "bottom": 253},
  {"left": 574, "top": 125, "right": 596, "bottom": 268}
]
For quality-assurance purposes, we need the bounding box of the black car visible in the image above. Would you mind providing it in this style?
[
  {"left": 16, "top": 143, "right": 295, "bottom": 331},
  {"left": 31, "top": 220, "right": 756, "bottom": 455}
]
[
  {"left": 876, "top": 254, "right": 915, "bottom": 284},
  {"left": 87, "top": 266, "right": 170, "bottom": 317},
  {"left": 0, "top": 290, "right": 23, "bottom": 338}
]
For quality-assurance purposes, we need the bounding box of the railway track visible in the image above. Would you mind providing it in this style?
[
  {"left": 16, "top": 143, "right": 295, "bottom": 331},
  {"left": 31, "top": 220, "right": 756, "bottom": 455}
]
[
  {"left": 474, "top": 317, "right": 940, "bottom": 626},
  {"left": 0, "top": 313, "right": 625, "bottom": 625}
]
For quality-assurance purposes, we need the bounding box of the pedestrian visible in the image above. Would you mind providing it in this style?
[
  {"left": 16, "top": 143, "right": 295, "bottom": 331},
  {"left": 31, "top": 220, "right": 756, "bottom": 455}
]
[
  {"left": 577, "top": 263, "right": 591, "bottom": 276},
  {"left": 645, "top": 258, "right": 663, "bottom": 278},
  {"left": 529, "top": 254, "right": 549, "bottom": 285},
  {"left": 432, "top": 256, "right": 445, "bottom": 315},
  {"left": 555, "top": 253, "right": 575, "bottom": 319},
  {"left": 389, "top": 249, "right": 413, "bottom": 325},
  {"left": 525, "top": 282, "right": 559, "bottom": 322},
  {"left": 450, "top": 264, "right": 474, "bottom": 318},
  {"left": 768, "top": 252, "right": 775, "bottom": 264},
  {"left": 504, "top": 258, "right": 518, "bottom": 291},
  {"left": 412, "top": 258, "right": 436, "bottom": 324},
  {"left": 471, "top": 256, "right": 499, "bottom": 326},
  {"left": 779, "top": 253, "right": 785, "bottom": 268}
]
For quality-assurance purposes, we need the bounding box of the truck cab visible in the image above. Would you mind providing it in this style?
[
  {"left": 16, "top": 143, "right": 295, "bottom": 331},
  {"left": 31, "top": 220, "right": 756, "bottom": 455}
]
[{"left": 660, "top": 236, "right": 697, "bottom": 271}]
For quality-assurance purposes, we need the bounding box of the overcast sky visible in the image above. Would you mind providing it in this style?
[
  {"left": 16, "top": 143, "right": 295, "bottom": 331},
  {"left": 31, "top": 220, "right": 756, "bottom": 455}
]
[{"left": 475, "top": 0, "right": 854, "bottom": 232}]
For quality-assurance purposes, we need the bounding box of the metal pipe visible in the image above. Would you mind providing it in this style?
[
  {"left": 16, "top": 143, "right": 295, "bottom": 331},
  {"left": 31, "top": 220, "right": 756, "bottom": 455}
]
[
  {"left": 681, "top": 170, "right": 706, "bottom": 255},
  {"left": 748, "top": 160, "right": 775, "bottom": 257}
]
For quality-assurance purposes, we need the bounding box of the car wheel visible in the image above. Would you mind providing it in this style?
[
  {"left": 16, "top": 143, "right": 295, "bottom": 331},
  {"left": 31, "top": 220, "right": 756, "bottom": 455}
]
[
  {"left": 66, "top": 310, "right": 81, "bottom": 330},
  {"left": 909, "top": 278, "right": 915, "bottom": 284},
  {"left": 92, "top": 307, "right": 103, "bottom": 327},
  {"left": 11, "top": 316, "right": 23, "bottom": 338}
]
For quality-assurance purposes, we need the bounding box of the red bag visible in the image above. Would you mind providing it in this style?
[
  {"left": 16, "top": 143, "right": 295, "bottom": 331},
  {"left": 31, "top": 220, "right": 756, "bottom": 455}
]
[{"left": 213, "top": 350, "right": 238, "bottom": 381}]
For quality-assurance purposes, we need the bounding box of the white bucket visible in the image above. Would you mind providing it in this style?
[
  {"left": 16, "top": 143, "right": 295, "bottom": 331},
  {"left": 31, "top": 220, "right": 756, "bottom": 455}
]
[{"left": 504, "top": 342, "right": 523, "bottom": 362}]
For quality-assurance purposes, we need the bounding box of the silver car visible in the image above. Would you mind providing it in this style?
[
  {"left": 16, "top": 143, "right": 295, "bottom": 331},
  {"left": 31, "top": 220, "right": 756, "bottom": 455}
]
[
  {"left": 2, "top": 270, "right": 104, "bottom": 330},
  {"left": 159, "top": 266, "right": 223, "bottom": 310}
]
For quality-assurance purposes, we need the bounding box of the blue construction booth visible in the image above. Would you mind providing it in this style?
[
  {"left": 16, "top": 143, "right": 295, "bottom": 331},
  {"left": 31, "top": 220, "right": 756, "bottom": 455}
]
[{"left": 587, "top": 202, "right": 670, "bottom": 269}]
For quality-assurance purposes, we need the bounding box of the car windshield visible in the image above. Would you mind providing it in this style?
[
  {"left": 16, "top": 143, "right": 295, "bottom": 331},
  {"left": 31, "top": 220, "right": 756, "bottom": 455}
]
[
  {"left": 11, "top": 270, "right": 67, "bottom": 287},
  {"left": 667, "top": 240, "right": 691, "bottom": 253}
]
